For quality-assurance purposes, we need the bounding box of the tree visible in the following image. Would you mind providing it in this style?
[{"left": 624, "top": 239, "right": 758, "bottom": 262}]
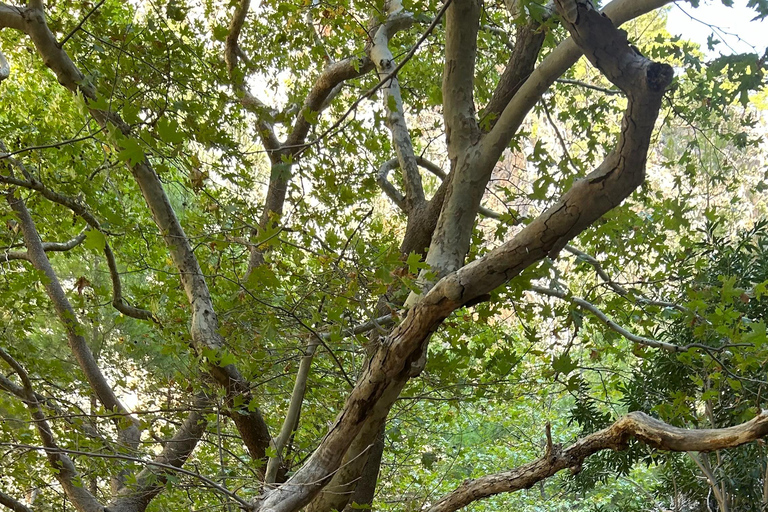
[{"left": 0, "top": 0, "right": 767, "bottom": 511}]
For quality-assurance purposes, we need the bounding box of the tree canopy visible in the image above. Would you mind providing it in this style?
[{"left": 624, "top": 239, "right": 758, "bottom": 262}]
[{"left": 1, "top": 0, "right": 768, "bottom": 511}]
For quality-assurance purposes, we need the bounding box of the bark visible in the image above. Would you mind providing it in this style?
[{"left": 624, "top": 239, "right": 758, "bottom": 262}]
[
  {"left": 370, "top": 10, "right": 425, "bottom": 212},
  {"left": 2, "top": 0, "right": 272, "bottom": 471},
  {"left": 6, "top": 191, "right": 141, "bottom": 457},
  {"left": 0, "top": 490, "right": 33, "bottom": 512},
  {"left": 255, "top": 2, "right": 672, "bottom": 510},
  {"left": 427, "top": 410, "right": 768, "bottom": 512},
  {"left": 482, "top": 21, "right": 546, "bottom": 129}
]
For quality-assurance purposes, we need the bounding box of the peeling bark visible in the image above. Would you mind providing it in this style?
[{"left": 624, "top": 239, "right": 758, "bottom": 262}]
[{"left": 427, "top": 411, "right": 768, "bottom": 512}]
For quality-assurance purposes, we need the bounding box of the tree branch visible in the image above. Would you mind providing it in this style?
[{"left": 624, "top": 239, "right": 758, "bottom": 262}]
[
  {"left": 0, "top": 152, "right": 155, "bottom": 322},
  {"left": 427, "top": 410, "right": 768, "bottom": 512},
  {"left": 106, "top": 395, "right": 214, "bottom": 512},
  {"left": 0, "top": 347, "right": 104, "bottom": 512},
  {"left": 529, "top": 284, "right": 694, "bottom": 353},
  {"left": 0, "top": 3, "right": 24, "bottom": 31},
  {"left": 15, "top": 6, "right": 273, "bottom": 465},
  {"left": 563, "top": 245, "right": 697, "bottom": 317},
  {"left": 370, "top": 10, "right": 425, "bottom": 211},
  {"left": 482, "top": 20, "right": 547, "bottom": 130},
  {"left": 4, "top": 191, "right": 142, "bottom": 467},
  {"left": 254, "top": 4, "right": 673, "bottom": 510},
  {"left": 442, "top": 0, "right": 480, "bottom": 160},
  {"left": 0, "top": 49, "right": 9, "bottom": 83},
  {"left": 0, "top": 489, "right": 33, "bottom": 512},
  {"left": 0, "top": 231, "right": 86, "bottom": 262},
  {"left": 481, "top": 0, "right": 674, "bottom": 165}
]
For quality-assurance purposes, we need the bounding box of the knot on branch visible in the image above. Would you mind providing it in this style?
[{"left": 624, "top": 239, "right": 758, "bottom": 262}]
[{"left": 646, "top": 62, "right": 674, "bottom": 92}]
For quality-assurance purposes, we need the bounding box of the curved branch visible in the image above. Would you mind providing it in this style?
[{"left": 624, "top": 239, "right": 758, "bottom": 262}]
[
  {"left": 0, "top": 231, "right": 86, "bottom": 263},
  {"left": 370, "top": 10, "right": 425, "bottom": 211},
  {"left": 564, "top": 245, "right": 697, "bottom": 317},
  {"left": 224, "top": 0, "right": 250, "bottom": 75},
  {"left": 481, "top": 0, "right": 674, "bottom": 164},
  {"left": 529, "top": 285, "right": 686, "bottom": 353},
  {"left": 0, "top": 3, "right": 24, "bottom": 31},
  {"left": 427, "top": 410, "right": 768, "bottom": 512},
  {"left": 0, "top": 159, "right": 155, "bottom": 322}
]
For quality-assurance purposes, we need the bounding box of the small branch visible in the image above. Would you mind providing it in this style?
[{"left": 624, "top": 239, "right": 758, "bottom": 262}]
[
  {"left": 529, "top": 284, "right": 748, "bottom": 355},
  {"left": 0, "top": 153, "right": 155, "bottom": 322},
  {"left": 377, "top": 156, "right": 501, "bottom": 219},
  {"left": 58, "top": 0, "right": 105, "bottom": 48},
  {"left": 563, "top": 245, "right": 701, "bottom": 319},
  {"left": 279, "top": 2, "right": 451, "bottom": 155},
  {"left": 556, "top": 78, "right": 622, "bottom": 95},
  {"left": 2, "top": 438, "right": 249, "bottom": 510},
  {"left": 370, "top": 9, "right": 425, "bottom": 211},
  {"left": 1, "top": 231, "right": 87, "bottom": 263},
  {"left": 225, "top": 0, "right": 250, "bottom": 74}
]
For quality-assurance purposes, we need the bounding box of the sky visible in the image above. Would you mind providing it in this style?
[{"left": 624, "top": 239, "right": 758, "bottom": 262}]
[{"left": 667, "top": 0, "right": 768, "bottom": 56}]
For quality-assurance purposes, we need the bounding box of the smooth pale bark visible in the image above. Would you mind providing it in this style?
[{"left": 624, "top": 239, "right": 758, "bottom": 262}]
[
  {"left": 427, "top": 410, "right": 768, "bottom": 512},
  {"left": 6, "top": 192, "right": 141, "bottom": 455},
  {"left": 4, "top": 0, "right": 272, "bottom": 467},
  {"left": 370, "top": 11, "right": 425, "bottom": 211}
]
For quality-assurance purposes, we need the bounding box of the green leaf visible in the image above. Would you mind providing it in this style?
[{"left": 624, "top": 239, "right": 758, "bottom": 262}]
[
  {"left": 83, "top": 230, "right": 107, "bottom": 252},
  {"left": 157, "top": 117, "right": 185, "bottom": 144},
  {"left": 552, "top": 353, "right": 578, "bottom": 376}
]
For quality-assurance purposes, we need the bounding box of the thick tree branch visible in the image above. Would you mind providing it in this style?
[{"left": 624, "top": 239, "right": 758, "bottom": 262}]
[
  {"left": 254, "top": 4, "right": 673, "bottom": 510},
  {"left": 0, "top": 489, "right": 33, "bottom": 512},
  {"left": 0, "top": 3, "right": 23, "bottom": 31},
  {"left": 482, "top": 20, "right": 547, "bottom": 129},
  {"left": 427, "top": 410, "right": 768, "bottom": 512},
  {"left": 481, "top": 0, "right": 674, "bottom": 165},
  {"left": 442, "top": 0, "right": 480, "bottom": 160}
]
